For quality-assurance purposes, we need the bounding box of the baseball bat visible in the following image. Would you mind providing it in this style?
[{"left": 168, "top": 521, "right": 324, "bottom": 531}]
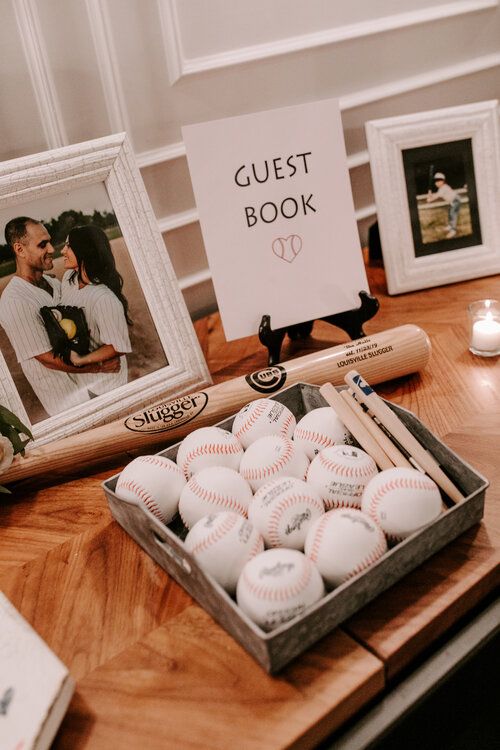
[
  {"left": 344, "top": 369, "right": 464, "bottom": 503},
  {"left": 1, "top": 324, "right": 431, "bottom": 484},
  {"left": 320, "top": 383, "right": 394, "bottom": 470},
  {"left": 427, "top": 163, "right": 435, "bottom": 193}
]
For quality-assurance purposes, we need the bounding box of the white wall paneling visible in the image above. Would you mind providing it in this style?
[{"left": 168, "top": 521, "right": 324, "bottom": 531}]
[
  {"left": 11, "top": 0, "right": 67, "bottom": 149},
  {"left": 84, "top": 0, "right": 131, "bottom": 136},
  {"left": 140, "top": 157, "right": 196, "bottom": 219},
  {"left": 0, "top": 3, "right": 46, "bottom": 160},
  {"left": 145, "top": 51, "right": 500, "bottom": 281},
  {"left": 157, "top": 208, "right": 198, "bottom": 234},
  {"left": 161, "top": 0, "right": 498, "bottom": 82},
  {"left": 33, "top": 0, "right": 111, "bottom": 145},
  {"left": 136, "top": 141, "right": 186, "bottom": 169},
  {"left": 2, "top": 0, "right": 500, "bottom": 317},
  {"left": 133, "top": 46, "right": 500, "bottom": 171},
  {"left": 341, "top": 64, "right": 500, "bottom": 155},
  {"left": 163, "top": 222, "right": 209, "bottom": 281}
]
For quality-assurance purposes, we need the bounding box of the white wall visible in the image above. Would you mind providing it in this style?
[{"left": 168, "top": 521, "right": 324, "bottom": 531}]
[{"left": 2, "top": 0, "right": 499, "bottom": 318}]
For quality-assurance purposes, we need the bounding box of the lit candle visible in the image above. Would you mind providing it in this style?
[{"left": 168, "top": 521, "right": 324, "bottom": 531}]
[{"left": 471, "top": 311, "right": 500, "bottom": 353}]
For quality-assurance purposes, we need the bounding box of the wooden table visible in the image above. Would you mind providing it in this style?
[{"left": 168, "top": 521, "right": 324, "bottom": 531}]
[{"left": 1, "top": 264, "right": 499, "bottom": 749}]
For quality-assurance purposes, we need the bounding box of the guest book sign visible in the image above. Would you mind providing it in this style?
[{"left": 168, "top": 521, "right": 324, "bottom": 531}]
[{"left": 183, "top": 98, "right": 368, "bottom": 341}]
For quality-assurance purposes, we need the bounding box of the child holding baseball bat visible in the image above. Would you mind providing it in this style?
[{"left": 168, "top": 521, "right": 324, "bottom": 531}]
[{"left": 426, "top": 171, "right": 462, "bottom": 239}]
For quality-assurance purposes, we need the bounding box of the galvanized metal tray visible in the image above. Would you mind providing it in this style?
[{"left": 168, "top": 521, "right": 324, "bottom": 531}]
[{"left": 102, "top": 383, "right": 488, "bottom": 673}]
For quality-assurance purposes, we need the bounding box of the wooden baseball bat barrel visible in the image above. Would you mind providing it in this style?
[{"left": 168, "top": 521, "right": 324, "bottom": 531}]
[{"left": 2, "top": 324, "right": 430, "bottom": 484}]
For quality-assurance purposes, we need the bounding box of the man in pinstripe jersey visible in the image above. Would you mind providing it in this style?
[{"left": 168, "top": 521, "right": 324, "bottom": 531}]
[{"left": 0, "top": 217, "right": 119, "bottom": 417}]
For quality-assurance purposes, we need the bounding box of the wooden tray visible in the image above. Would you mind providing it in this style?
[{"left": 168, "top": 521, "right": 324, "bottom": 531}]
[{"left": 102, "top": 383, "right": 488, "bottom": 673}]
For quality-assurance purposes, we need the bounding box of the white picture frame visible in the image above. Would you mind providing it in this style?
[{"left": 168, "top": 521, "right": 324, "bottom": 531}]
[
  {"left": 0, "top": 133, "right": 211, "bottom": 446},
  {"left": 366, "top": 100, "right": 500, "bottom": 295}
]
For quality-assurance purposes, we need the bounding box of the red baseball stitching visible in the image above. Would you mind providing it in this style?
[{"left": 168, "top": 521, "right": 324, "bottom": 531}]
[
  {"left": 233, "top": 401, "right": 268, "bottom": 439},
  {"left": 117, "top": 479, "right": 164, "bottom": 520},
  {"left": 324, "top": 497, "right": 362, "bottom": 511},
  {"left": 137, "top": 455, "right": 183, "bottom": 476},
  {"left": 345, "top": 527, "right": 387, "bottom": 579},
  {"left": 186, "top": 474, "right": 248, "bottom": 516},
  {"left": 267, "top": 493, "right": 324, "bottom": 547},
  {"left": 365, "top": 476, "right": 438, "bottom": 523},
  {"left": 248, "top": 534, "right": 265, "bottom": 559},
  {"left": 241, "top": 556, "right": 313, "bottom": 602},
  {"left": 317, "top": 451, "right": 376, "bottom": 479},
  {"left": 181, "top": 440, "right": 242, "bottom": 477},
  {"left": 190, "top": 513, "right": 239, "bottom": 555},
  {"left": 385, "top": 531, "right": 406, "bottom": 544},
  {"left": 281, "top": 411, "right": 295, "bottom": 436},
  {"left": 307, "top": 513, "right": 330, "bottom": 564},
  {"left": 240, "top": 438, "right": 296, "bottom": 482},
  {"left": 294, "top": 427, "right": 336, "bottom": 450}
]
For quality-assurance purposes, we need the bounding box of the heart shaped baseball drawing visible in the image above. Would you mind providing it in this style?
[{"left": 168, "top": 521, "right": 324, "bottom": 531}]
[{"left": 272, "top": 235, "right": 303, "bottom": 263}]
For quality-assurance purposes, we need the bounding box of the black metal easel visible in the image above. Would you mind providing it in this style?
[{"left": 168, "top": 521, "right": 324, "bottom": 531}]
[{"left": 258, "top": 290, "right": 380, "bottom": 365}]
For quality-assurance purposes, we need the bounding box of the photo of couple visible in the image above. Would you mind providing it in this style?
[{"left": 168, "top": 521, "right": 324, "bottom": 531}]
[{"left": 0, "top": 184, "right": 168, "bottom": 424}]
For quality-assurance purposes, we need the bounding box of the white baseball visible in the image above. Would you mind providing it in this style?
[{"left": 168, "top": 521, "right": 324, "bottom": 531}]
[
  {"left": 231, "top": 398, "right": 296, "bottom": 449},
  {"left": 306, "top": 445, "right": 378, "bottom": 510},
  {"left": 293, "top": 406, "right": 351, "bottom": 459},
  {"left": 239, "top": 435, "right": 309, "bottom": 492},
  {"left": 361, "top": 467, "right": 442, "bottom": 542},
  {"left": 236, "top": 548, "right": 325, "bottom": 631},
  {"left": 249, "top": 476, "right": 324, "bottom": 549},
  {"left": 305, "top": 508, "right": 387, "bottom": 588},
  {"left": 184, "top": 511, "right": 264, "bottom": 594},
  {"left": 178, "top": 466, "right": 253, "bottom": 529},
  {"left": 176, "top": 426, "right": 244, "bottom": 479},
  {"left": 115, "top": 454, "right": 186, "bottom": 524}
]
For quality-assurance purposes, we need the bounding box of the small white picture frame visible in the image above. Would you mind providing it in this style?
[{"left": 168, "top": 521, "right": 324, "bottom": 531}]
[
  {"left": 366, "top": 100, "right": 500, "bottom": 294},
  {"left": 0, "top": 133, "right": 211, "bottom": 446}
]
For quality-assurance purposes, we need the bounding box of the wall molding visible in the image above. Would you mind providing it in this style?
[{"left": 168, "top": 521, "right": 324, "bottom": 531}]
[
  {"left": 136, "top": 140, "right": 187, "bottom": 168},
  {"left": 85, "top": 0, "right": 131, "bottom": 136},
  {"left": 158, "top": 208, "right": 198, "bottom": 233},
  {"left": 356, "top": 204, "right": 377, "bottom": 222},
  {"left": 178, "top": 268, "right": 212, "bottom": 291},
  {"left": 157, "top": 0, "right": 184, "bottom": 85},
  {"left": 347, "top": 150, "right": 370, "bottom": 170},
  {"left": 136, "top": 49, "right": 500, "bottom": 171},
  {"left": 12, "top": 0, "right": 67, "bottom": 149},
  {"left": 339, "top": 51, "right": 500, "bottom": 111},
  {"left": 160, "top": 0, "right": 498, "bottom": 83}
]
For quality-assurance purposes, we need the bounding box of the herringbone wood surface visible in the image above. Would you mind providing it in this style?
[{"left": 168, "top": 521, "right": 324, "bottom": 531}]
[{"left": 1, "top": 263, "right": 499, "bottom": 749}]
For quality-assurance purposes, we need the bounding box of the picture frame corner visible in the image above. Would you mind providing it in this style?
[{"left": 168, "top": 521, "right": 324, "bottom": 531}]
[{"left": 0, "top": 136, "right": 210, "bottom": 447}]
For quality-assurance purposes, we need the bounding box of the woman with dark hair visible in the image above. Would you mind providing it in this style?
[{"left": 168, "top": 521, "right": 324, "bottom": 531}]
[{"left": 61, "top": 224, "right": 132, "bottom": 396}]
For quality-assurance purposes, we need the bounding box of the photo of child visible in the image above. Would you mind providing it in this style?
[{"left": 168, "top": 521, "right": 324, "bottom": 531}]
[
  {"left": 425, "top": 171, "right": 465, "bottom": 240},
  {"left": 402, "top": 138, "right": 482, "bottom": 258}
]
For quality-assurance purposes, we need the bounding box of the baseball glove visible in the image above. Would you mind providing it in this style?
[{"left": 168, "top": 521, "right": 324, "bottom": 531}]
[{"left": 40, "top": 305, "right": 90, "bottom": 366}]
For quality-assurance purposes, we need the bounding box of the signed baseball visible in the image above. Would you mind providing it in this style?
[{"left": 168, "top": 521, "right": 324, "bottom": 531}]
[
  {"left": 184, "top": 512, "right": 264, "bottom": 594},
  {"left": 306, "top": 445, "right": 378, "bottom": 510},
  {"left": 176, "top": 426, "right": 244, "bottom": 479},
  {"left": 115, "top": 454, "right": 186, "bottom": 524},
  {"left": 305, "top": 508, "right": 387, "bottom": 588},
  {"left": 248, "top": 476, "right": 324, "bottom": 549},
  {"left": 361, "top": 467, "right": 442, "bottom": 542},
  {"left": 293, "top": 406, "right": 351, "bottom": 459},
  {"left": 231, "top": 398, "right": 296, "bottom": 449},
  {"left": 236, "top": 548, "right": 325, "bottom": 631},
  {"left": 178, "top": 466, "right": 253, "bottom": 529},
  {"left": 239, "top": 435, "right": 309, "bottom": 492}
]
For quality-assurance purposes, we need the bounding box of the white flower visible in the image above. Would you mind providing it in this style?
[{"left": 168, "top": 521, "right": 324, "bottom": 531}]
[{"left": 0, "top": 436, "right": 14, "bottom": 473}]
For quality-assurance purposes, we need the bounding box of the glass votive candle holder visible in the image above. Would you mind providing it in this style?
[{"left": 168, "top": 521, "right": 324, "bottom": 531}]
[{"left": 468, "top": 299, "right": 500, "bottom": 357}]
